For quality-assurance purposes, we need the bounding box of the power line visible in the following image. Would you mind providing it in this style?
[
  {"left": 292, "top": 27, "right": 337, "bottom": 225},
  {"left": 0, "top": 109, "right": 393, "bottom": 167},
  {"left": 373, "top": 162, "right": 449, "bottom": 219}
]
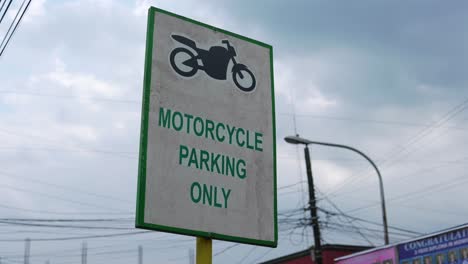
[
  {"left": 322, "top": 222, "right": 413, "bottom": 240},
  {"left": 279, "top": 195, "right": 421, "bottom": 246},
  {"left": 0, "top": 90, "right": 140, "bottom": 104},
  {"left": 396, "top": 204, "right": 468, "bottom": 218},
  {"left": 5, "top": 91, "right": 468, "bottom": 130},
  {"left": 0, "top": 0, "right": 32, "bottom": 57},
  {"left": 373, "top": 98, "right": 468, "bottom": 167},
  {"left": 0, "top": 220, "right": 135, "bottom": 230},
  {"left": 0, "top": 234, "right": 189, "bottom": 259},
  {"left": 0, "top": 170, "right": 134, "bottom": 204},
  {"left": 0, "top": 146, "right": 136, "bottom": 159},
  {"left": 0, "top": 202, "right": 133, "bottom": 216},
  {"left": 318, "top": 207, "right": 422, "bottom": 236},
  {"left": 321, "top": 97, "right": 468, "bottom": 199},
  {"left": 316, "top": 189, "right": 375, "bottom": 246},
  {"left": 237, "top": 246, "right": 257, "bottom": 264},
  {"left": 0, "top": 230, "right": 152, "bottom": 242},
  {"left": 278, "top": 112, "right": 467, "bottom": 130},
  {"left": 277, "top": 180, "right": 307, "bottom": 190},
  {"left": 1, "top": 90, "right": 461, "bottom": 131},
  {"left": 0, "top": 0, "right": 13, "bottom": 24},
  {"left": 2, "top": 239, "right": 193, "bottom": 264},
  {"left": 0, "top": 128, "right": 136, "bottom": 159},
  {"left": 345, "top": 173, "right": 468, "bottom": 214},
  {"left": 213, "top": 243, "right": 240, "bottom": 257},
  {"left": 0, "top": 0, "right": 26, "bottom": 52},
  {"left": 321, "top": 222, "right": 412, "bottom": 238},
  {"left": 0, "top": 217, "right": 133, "bottom": 222},
  {"left": 0, "top": 0, "right": 8, "bottom": 18},
  {"left": 278, "top": 155, "right": 468, "bottom": 165},
  {"left": 248, "top": 247, "right": 275, "bottom": 264},
  {"left": 0, "top": 183, "right": 128, "bottom": 212},
  {"left": 328, "top": 156, "right": 468, "bottom": 200}
]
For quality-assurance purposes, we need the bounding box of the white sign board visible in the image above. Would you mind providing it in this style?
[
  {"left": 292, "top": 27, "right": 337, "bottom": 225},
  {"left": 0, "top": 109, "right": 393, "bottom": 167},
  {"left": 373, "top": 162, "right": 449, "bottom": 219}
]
[{"left": 136, "top": 7, "right": 277, "bottom": 247}]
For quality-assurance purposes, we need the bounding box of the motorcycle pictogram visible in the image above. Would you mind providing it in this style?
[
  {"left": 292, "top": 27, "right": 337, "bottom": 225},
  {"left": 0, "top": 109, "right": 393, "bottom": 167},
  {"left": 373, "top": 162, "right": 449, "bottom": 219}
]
[{"left": 169, "top": 34, "right": 256, "bottom": 92}]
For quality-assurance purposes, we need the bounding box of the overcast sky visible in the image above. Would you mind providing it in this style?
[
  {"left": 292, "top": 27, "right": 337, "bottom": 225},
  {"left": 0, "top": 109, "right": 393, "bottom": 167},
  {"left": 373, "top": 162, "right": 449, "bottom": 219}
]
[{"left": 0, "top": 0, "right": 467, "bottom": 263}]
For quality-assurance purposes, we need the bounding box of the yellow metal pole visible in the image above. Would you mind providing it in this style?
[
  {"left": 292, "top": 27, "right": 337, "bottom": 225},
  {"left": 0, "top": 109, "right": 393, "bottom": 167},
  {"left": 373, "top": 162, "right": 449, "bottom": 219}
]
[{"left": 196, "top": 237, "right": 212, "bottom": 264}]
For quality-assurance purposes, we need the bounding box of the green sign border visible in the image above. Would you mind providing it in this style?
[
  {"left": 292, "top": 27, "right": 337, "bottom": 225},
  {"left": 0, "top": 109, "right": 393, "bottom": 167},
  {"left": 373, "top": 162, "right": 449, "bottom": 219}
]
[{"left": 135, "top": 6, "right": 277, "bottom": 248}]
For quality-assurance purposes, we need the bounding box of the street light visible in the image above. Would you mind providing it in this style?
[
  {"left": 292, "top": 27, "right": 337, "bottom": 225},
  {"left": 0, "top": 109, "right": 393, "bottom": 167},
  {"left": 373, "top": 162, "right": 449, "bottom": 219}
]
[{"left": 284, "top": 135, "right": 389, "bottom": 249}]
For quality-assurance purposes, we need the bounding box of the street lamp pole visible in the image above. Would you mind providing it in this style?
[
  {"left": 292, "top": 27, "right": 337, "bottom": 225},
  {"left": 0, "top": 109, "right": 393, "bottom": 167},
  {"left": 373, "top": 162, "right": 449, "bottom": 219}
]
[{"left": 284, "top": 135, "right": 389, "bottom": 245}]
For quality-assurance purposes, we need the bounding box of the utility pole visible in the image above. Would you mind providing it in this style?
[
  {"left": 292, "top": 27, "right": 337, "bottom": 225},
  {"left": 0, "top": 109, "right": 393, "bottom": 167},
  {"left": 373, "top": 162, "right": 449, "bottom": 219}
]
[
  {"left": 24, "top": 238, "right": 31, "bottom": 264},
  {"left": 138, "top": 245, "right": 143, "bottom": 264},
  {"left": 304, "top": 146, "right": 323, "bottom": 264},
  {"left": 81, "top": 242, "right": 87, "bottom": 264}
]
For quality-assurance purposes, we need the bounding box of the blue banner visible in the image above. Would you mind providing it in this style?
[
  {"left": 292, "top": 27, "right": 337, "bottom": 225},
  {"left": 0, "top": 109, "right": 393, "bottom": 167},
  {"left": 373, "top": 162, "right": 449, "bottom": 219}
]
[{"left": 398, "top": 227, "right": 468, "bottom": 264}]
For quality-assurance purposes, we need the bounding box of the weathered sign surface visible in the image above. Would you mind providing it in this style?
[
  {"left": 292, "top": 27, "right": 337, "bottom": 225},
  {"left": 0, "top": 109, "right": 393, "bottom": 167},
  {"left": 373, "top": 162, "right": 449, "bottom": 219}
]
[{"left": 136, "top": 7, "right": 277, "bottom": 247}]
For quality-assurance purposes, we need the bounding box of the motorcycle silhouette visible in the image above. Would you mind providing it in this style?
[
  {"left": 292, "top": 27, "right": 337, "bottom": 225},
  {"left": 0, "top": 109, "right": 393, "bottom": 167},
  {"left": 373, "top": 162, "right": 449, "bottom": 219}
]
[{"left": 169, "top": 34, "right": 256, "bottom": 92}]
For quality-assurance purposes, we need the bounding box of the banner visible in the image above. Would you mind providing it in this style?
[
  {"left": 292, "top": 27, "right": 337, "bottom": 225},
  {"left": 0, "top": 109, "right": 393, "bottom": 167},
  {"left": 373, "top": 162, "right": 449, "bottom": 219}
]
[
  {"left": 336, "top": 247, "right": 397, "bottom": 264},
  {"left": 398, "top": 226, "right": 468, "bottom": 264}
]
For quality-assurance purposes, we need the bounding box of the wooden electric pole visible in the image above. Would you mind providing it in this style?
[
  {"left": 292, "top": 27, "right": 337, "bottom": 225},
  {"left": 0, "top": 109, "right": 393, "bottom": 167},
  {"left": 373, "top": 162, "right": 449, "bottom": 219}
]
[
  {"left": 304, "top": 146, "right": 323, "bottom": 264},
  {"left": 81, "top": 242, "right": 87, "bottom": 264},
  {"left": 138, "top": 245, "right": 143, "bottom": 264},
  {"left": 24, "top": 238, "right": 31, "bottom": 264}
]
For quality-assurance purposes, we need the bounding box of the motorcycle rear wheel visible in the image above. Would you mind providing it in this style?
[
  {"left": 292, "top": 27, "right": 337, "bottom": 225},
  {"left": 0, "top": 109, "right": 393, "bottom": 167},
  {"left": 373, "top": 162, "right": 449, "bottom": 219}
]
[
  {"left": 169, "top": 47, "right": 198, "bottom": 77},
  {"left": 232, "top": 68, "right": 256, "bottom": 92}
]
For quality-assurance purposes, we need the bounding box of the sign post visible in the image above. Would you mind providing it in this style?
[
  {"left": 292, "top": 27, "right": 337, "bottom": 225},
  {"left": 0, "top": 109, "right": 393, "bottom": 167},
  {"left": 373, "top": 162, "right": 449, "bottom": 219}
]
[
  {"left": 136, "top": 7, "right": 277, "bottom": 259},
  {"left": 196, "top": 237, "right": 212, "bottom": 264}
]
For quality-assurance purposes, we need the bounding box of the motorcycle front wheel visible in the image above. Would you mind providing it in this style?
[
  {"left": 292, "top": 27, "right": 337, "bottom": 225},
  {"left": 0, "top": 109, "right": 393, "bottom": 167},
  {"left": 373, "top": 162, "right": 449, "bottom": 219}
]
[
  {"left": 232, "top": 67, "right": 256, "bottom": 92},
  {"left": 169, "top": 47, "right": 198, "bottom": 77}
]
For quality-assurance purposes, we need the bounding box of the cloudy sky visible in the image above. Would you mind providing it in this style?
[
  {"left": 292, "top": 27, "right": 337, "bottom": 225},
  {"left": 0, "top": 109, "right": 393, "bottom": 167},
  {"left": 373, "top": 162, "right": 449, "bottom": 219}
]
[{"left": 0, "top": 0, "right": 467, "bottom": 263}]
